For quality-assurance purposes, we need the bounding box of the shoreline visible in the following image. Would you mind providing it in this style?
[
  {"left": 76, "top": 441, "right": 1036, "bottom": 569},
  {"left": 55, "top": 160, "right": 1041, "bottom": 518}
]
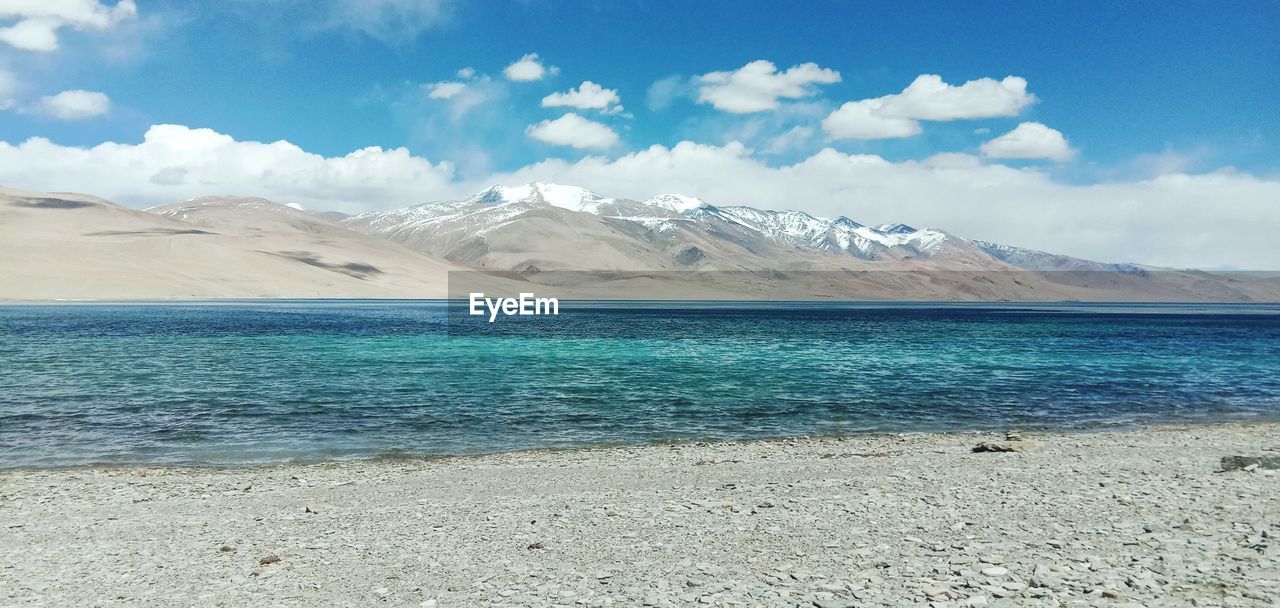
[
  {"left": 7, "top": 418, "right": 1280, "bottom": 473},
  {"left": 3, "top": 422, "right": 1278, "bottom": 606},
  {"left": 6, "top": 297, "right": 1280, "bottom": 306}
]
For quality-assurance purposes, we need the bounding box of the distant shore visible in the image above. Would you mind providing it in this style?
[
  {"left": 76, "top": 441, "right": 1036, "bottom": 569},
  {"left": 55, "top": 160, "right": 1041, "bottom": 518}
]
[{"left": 3, "top": 423, "right": 1278, "bottom": 606}]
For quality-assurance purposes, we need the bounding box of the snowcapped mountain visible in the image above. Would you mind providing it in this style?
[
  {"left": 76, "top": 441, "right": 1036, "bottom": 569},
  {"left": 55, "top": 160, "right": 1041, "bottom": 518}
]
[
  {"left": 341, "top": 182, "right": 1112, "bottom": 273},
  {"left": 8, "top": 182, "right": 1278, "bottom": 301}
]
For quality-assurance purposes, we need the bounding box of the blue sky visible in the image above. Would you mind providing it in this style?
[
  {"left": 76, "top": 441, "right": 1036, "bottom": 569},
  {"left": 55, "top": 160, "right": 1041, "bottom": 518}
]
[
  {"left": 4, "top": 0, "right": 1277, "bottom": 176},
  {"left": 1, "top": 1, "right": 1278, "bottom": 267}
]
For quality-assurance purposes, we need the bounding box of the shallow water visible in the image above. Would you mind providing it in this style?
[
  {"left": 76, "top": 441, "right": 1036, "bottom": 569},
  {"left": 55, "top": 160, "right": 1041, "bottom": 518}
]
[{"left": 2, "top": 300, "right": 1278, "bottom": 467}]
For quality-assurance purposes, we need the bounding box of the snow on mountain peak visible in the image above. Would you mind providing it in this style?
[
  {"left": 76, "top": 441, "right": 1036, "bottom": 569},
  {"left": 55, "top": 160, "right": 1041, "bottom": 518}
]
[
  {"left": 364, "top": 183, "right": 956, "bottom": 256},
  {"left": 641, "top": 194, "right": 709, "bottom": 214},
  {"left": 470, "top": 182, "right": 614, "bottom": 213},
  {"left": 336, "top": 182, "right": 1060, "bottom": 267},
  {"left": 876, "top": 223, "right": 917, "bottom": 235},
  {"left": 640, "top": 194, "right": 711, "bottom": 216}
]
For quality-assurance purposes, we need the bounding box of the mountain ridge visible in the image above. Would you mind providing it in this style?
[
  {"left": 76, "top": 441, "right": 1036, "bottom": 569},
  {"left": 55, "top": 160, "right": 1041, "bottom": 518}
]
[
  {"left": 341, "top": 181, "right": 1139, "bottom": 274},
  {"left": 3, "top": 182, "right": 1278, "bottom": 302}
]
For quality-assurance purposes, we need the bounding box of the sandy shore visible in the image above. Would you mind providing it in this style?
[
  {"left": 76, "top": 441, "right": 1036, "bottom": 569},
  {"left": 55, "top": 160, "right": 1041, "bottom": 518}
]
[{"left": 2, "top": 424, "right": 1278, "bottom": 607}]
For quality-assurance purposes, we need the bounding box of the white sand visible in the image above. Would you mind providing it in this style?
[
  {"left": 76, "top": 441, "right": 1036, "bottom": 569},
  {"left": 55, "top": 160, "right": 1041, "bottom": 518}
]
[{"left": 2, "top": 424, "right": 1278, "bottom": 607}]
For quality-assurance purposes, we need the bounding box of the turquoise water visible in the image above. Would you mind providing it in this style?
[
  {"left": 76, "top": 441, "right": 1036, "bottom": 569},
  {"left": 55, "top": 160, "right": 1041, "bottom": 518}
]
[{"left": 2, "top": 301, "right": 1279, "bottom": 467}]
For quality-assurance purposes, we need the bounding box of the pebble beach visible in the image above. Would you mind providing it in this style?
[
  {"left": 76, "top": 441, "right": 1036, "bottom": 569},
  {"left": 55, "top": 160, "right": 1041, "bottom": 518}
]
[{"left": 2, "top": 423, "right": 1278, "bottom": 607}]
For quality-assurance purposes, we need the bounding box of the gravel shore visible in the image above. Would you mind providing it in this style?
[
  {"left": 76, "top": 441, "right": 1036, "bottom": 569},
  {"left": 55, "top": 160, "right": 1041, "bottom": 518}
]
[{"left": 2, "top": 424, "right": 1278, "bottom": 607}]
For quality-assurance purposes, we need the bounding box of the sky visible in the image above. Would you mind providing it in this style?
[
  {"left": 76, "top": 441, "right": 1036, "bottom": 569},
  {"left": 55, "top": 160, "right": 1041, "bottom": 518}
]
[{"left": 1, "top": 0, "right": 1278, "bottom": 268}]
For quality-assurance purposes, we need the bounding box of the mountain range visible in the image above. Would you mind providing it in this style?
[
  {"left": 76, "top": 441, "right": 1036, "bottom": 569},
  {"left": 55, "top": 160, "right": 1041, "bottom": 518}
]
[
  {"left": 340, "top": 182, "right": 1141, "bottom": 274},
  {"left": 2, "top": 182, "right": 1277, "bottom": 301}
]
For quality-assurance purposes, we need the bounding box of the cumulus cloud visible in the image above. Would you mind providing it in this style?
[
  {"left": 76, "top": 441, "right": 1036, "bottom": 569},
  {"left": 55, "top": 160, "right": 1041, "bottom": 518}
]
[
  {"left": 470, "top": 142, "right": 1280, "bottom": 269},
  {"left": 823, "top": 74, "right": 1035, "bottom": 140},
  {"left": 316, "top": 0, "right": 454, "bottom": 44},
  {"left": 822, "top": 98, "right": 922, "bottom": 140},
  {"left": 3, "top": 125, "right": 1278, "bottom": 268},
  {"left": 696, "top": 60, "right": 840, "bottom": 113},
  {"left": 525, "top": 113, "right": 619, "bottom": 150},
  {"left": 0, "top": 0, "right": 137, "bottom": 52},
  {"left": 0, "top": 124, "right": 455, "bottom": 212},
  {"left": 503, "top": 53, "right": 557, "bottom": 82},
  {"left": 980, "top": 122, "right": 1075, "bottom": 161},
  {"left": 542, "top": 81, "right": 623, "bottom": 114},
  {"left": 31, "top": 89, "right": 110, "bottom": 119},
  {"left": 877, "top": 75, "right": 1034, "bottom": 120}
]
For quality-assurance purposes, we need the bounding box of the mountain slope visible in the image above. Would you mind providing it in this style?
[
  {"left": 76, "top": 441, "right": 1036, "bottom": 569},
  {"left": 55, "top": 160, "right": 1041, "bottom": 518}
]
[
  {"left": 341, "top": 182, "right": 1280, "bottom": 301},
  {"left": 4, "top": 183, "right": 1278, "bottom": 302},
  {"left": 0, "top": 188, "right": 461, "bottom": 299},
  {"left": 342, "top": 182, "right": 1054, "bottom": 272}
]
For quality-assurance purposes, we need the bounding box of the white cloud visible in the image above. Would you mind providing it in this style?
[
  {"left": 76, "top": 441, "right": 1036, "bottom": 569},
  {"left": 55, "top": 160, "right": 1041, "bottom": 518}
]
[
  {"left": 471, "top": 141, "right": 1280, "bottom": 269},
  {"left": 822, "top": 98, "right": 922, "bottom": 140},
  {"left": 877, "top": 75, "right": 1034, "bottom": 121},
  {"left": 762, "top": 126, "right": 816, "bottom": 155},
  {"left": 525, "top": 113, "right": 619, "bottom": 150},
  {"left": 0, "top": 124, "right": 455, "bottom": 213},
  {"left": 696, "top": 60, "right": 840, "bottom": 113},
  {"left": 425, "top": 81, "right": 467, "bottom": 100},
  {"left": 0, "top": 67, "right": 16, "bottom": 109},
  {"left": 317, "top": 0, "right": 453, "bottom": 44},
  {"left": 542, "top": 81, "right": 623, "bottom": 114},
  {"left": 0, "top": 0, "right": 137, "bottom": 52},
  {"left": 646, "top": 75, "right": 688, "bottom": 111},
  {"left": 503, "top": 53, "right": 557, "bottom": 82},
  {"left": 31, "top": 89, "right": 110, "bottom": 119},
  {"left": 3, "top": 126, "right": 1278, "bottom": 268},
  {"left": 455, "top": 66, "right": 475, "bottom": 79},
  {"left": 1128, "top": 148, "right": 1206, "bottom": 178},
  {"left": 421, "top": 74, "right": 496, "bottom": 118},
  {"left": 823, "top": 74, "right": 1036, "bottom": 140},
  {"left": 980, "top": 122, "right": 1075, "bottom": 161}
]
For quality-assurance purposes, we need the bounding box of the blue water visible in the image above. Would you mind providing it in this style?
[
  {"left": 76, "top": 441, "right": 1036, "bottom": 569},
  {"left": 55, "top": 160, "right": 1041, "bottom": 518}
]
[{"left": 2, "top": 301, "right": 1279, "bottom": 468}]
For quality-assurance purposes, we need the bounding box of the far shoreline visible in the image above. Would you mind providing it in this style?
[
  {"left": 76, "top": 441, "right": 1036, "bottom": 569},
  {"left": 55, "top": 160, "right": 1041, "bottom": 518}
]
[{"left": 5, "top": 297, "right": 1280, "bottom": 305}]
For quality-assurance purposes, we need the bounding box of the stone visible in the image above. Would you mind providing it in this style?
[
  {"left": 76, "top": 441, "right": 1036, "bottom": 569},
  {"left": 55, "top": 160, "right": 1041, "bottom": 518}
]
[
  {"left": 972, "top": 443, "right": 1019, "bottom": 453},
  {"left": 1220, "top": 455, "right": 1280, "bottom": 471},
  {"left": 923, "top": 585, "right": 950, "bottom": 597}
]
